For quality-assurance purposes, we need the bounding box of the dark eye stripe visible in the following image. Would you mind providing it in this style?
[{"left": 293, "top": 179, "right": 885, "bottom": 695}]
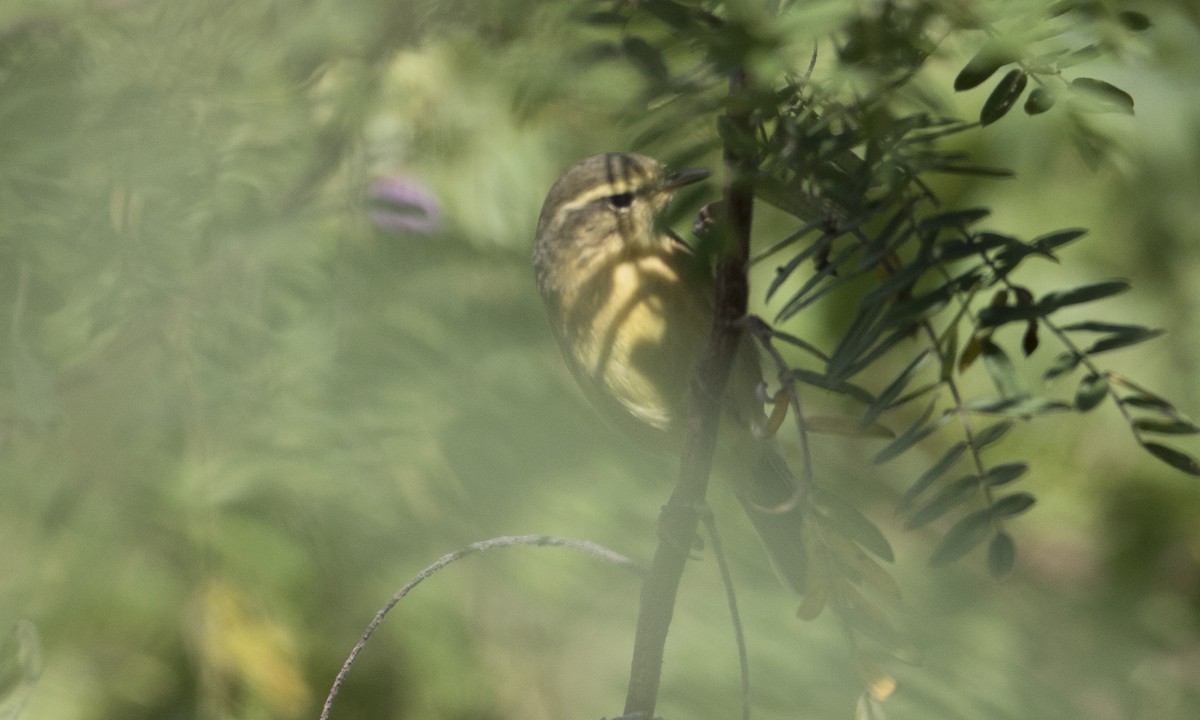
[{"left": 607, "top": 192, "right": 634, "bottom": 209}]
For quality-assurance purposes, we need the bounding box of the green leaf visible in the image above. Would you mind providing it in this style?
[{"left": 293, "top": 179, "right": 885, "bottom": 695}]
[
  {"left": 983, "top": 462, "right": 1028, "bottom": 486},
  {"left": 939, "top": 321, "right": 959, "bottom": 381},
  {"left": 766, "top": 231, "right": 838, "bottom": 303},
  {"left": 1060, "top": 43, "right": 1104, "bottom": 69},
  {"left": 775, "top": 243, "right": 862, "bottom": 322},
  {"left": 917, "top": 207, "right": 991, "bottom": 234},
  {"left": 981, "top": 69, "right": 1028, "bottom": 126},
  {"left": 927, "top": 164, "right": 1016, "bottom": 178},
  {"left": 978, "top": 304, "right": 1041, "bottom": 328},
  {"left": 1044, "top": 351, "right": 1081, "bottom": 379},
  {"left": 959, "top": 334, "right": 984, "bottom": 372},
  {"left": 990, "top": 492, "right": 1036, "bottom": 518},
  {"left": 967, "top": 397, "right": 1072, "bottom": 416},
  {"left": 974, "top": 420, "right": 1013, "bottom": 449},
  {"left": 1116, "top": 11, "right": 1152, "bottom": 32},
  {"left": 828, "top": 300, "right": 889, "bottom": 382},
  {"left": 881, "top": 284, "right": 954, "bottom": 330},
  {"left": 981, "top": 339, "right": 1026, "bottom": 399},
  {"left": 955, "top": 44, "right": 1017, "bottom": 91},
  {"left": 936, "top": 231, "right": 1013, "bottom": 261},
  {"left": 642, "top": 0, "right": 707, "bottom": 32},
  {"left": 1060, "top": 320, "right": 1156, "bottom": 334},
  {"left": 907, "top": 475, "right": 978, "bottom": 530},
  {"left": 769, "top": 328, "right": 830, "bottom": 363},
  {"left": 1030, "top": 228, "right": 1087, "bottom": 254},
  {"left": 621, "top": 36, "right": 670, "bottom": 83},
  {"left": 1132, "top": 418, "right": 1200, "bottom": 436},
  {"left": 987, "top": 532, "right": 1016, "bottom": 577},
  {"left": 1142, "top": 442, "right": 1200, "bottom": 476},
  {"left": 929, "top": 509, "right": 993, "bottom": 566},
  {"left": 1084, "top": 327, "right": 1165, "bottom": 355},
  {"left": 900, "top": 441, "right": 967, "bottom": 510},
  {"left": 1022, "top": 320, "right": 1039, "bottom": 356},
  {"left": 1024, "top": 86, "right": 1056, "bottom": 115},
  {"left": 872, "top": 401, "right": 939, "bottom": 464},
  {"left": 813, "top": 488, "right": 894, "bottom": 562},
  {"left": 1039, "top": 279, "right": 1131, "bottom": 312},
  {"left": 864, "top": 349, "right": 931, "bottom": 425},
  {"left": 789, "top": 369, "right": 877, "bottom": 405},
  {"left": 1120, "top": 395, "right": 1175, "bottom": 412},
  {"left": 1075, "top": 373, "right": 1108, "bottom": 411},
  {"left": 1070, "top": 77, "right": 1135, "bottom": 115}
]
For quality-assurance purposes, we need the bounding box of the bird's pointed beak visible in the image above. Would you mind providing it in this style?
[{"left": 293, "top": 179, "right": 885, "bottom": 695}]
[{"left": 662, "top": 166, "right": 710, "bottom": 192}]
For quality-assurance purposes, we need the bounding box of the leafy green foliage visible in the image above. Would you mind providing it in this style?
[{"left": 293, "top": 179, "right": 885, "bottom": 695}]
[
  {"left": 591, "top": 0, "right": 1198, "bottom": 703},
  {"left": 3, "top": 1, "right": 1198, "bottom": 719}
]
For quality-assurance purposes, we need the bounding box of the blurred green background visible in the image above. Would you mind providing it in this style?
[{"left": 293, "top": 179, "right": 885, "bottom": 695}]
[{"left": 2, "top": 1, "right": 1199, "bottom": 719}]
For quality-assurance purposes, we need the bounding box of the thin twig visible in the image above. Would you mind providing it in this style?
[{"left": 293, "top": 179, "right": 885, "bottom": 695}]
[
  {"left": 701, "top": 512, "right": 751, "bottom": 720},
  {"left": 321, "top": 535, "right": 640, "bottom": 720}
]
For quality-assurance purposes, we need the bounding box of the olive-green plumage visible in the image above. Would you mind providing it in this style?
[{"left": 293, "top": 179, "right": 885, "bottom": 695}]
[{"left": 533, "top": 152, "right": 807, "bottom": 592}]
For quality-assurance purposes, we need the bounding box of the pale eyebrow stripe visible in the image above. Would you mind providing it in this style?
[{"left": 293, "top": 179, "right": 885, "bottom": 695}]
[{"left": 553, "top": 179, "right": 644, "bottom": 226}]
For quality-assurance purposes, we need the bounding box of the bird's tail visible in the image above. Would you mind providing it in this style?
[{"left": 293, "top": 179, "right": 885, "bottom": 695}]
[{"left": 735, "top": 443, "right": 808, "bottom": 594}]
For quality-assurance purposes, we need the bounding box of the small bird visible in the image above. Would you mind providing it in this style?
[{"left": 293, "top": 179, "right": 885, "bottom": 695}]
[{"left": 532, "top": 152, "right": 808, "bottom": 592}]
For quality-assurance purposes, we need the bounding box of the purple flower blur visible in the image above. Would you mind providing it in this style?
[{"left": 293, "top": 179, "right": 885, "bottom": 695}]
[{"left": 367, "top": 176, "right": 441, "bottom": 234}]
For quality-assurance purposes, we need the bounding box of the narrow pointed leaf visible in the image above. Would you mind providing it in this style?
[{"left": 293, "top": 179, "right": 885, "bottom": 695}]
[
  {"left": 769, "top": 328, "right": 830, "bottom": 362},
  {"left": 955, "top": 44, "right": 1017, "bottom": 91},
  {"left": 983, "top": 462, "right": 1028, "bottom": 486},
  {"left": 767, "top": 232, "right": 841, "bottom": 303},
  {"left": 1142, "top": 442, "right": 1200, "bottom": 476},
  {"left": 1044, "top": 351, "right": 1081, "bottom": 379},
  {"left": 937, "top": 231, "right": 1013, "bottom": 261},
  {"left": 1030, "top": 228, "right": 1086, "bottom": 253},
  {"left": 881, "top": 283, "right": 953, "bottom": 329},
  {"left": 1070, "top": 77, "right": 1135, "bottom": 114},
  {"left": 1119, "top": 394, "right": 1175, "bottom": 412},
  {"left": 864, "top": 349, "right": 931, "bottom": 424},
  {"left": 959, "top": 334, "right": 984, "bottom": 372},
  {"left": 968, "top": 397, "right": 1072, "bottom": 416},
  {"left": 814, "top": 487, "right": 894, "bottom": 562},
  {"left": 1059, "top": 320, "right": 1152, "bottom": 334},
  {"left": 789, "top": 369, "right": 878, "bottom": 405},
  {"left": 907, "top": 474, "right": 978, "bottom": 529},
  {"left": 990, "top": 492, "right": 1036, "bottom": 518},
  {"left": 1084, "top": 328, "right": 1164, "bottom": 355},
  {"left": 928, "top": 164, "right": 1016, "bottom": 178},
  {"left": 872, "top": 401, "right": 938, "bottom": 464},
  {"left": 982, "top": 339, "right": 1026, "bottom": 399},
  {"left": 981, "top": 69, "right": 1028, "bottom": 125},
  {"left": 1132, "top": 418, "right": 1200, "bottom": 436},
  {"left": 978, "top": 304, "right": 1041, "bottom": 328},
  {"left": 1039, "top": 279, "right": 1131, "bottom": 312},
  {"left": 940, "top": 321, "right": 960, "bottom": 381},
  {"left": 929, "top": 509, "right": 993, "bottom": 566},
  {"left": 917, "top": 207, "right": 991, "bottom": 233},
  {"left": 974, "top": 420, "right": 1013, "bottom": 449},
  {"left": 900, "top": 441, "right": 967, "bottom": 510}
]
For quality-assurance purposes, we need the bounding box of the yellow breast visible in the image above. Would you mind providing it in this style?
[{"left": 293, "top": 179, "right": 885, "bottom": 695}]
[{"left": 553, "top": 241, "right": 710, "bottom": 437}]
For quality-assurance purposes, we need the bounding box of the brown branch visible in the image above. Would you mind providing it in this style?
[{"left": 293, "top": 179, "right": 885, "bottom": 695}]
[{"left": 621, "top": 65, "right": 757, "bottom": 720}]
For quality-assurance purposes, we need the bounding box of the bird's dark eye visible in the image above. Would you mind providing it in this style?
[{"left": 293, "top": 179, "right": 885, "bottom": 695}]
[{"left": 607, "top": 192, "right": 634, "bottom": 209}]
